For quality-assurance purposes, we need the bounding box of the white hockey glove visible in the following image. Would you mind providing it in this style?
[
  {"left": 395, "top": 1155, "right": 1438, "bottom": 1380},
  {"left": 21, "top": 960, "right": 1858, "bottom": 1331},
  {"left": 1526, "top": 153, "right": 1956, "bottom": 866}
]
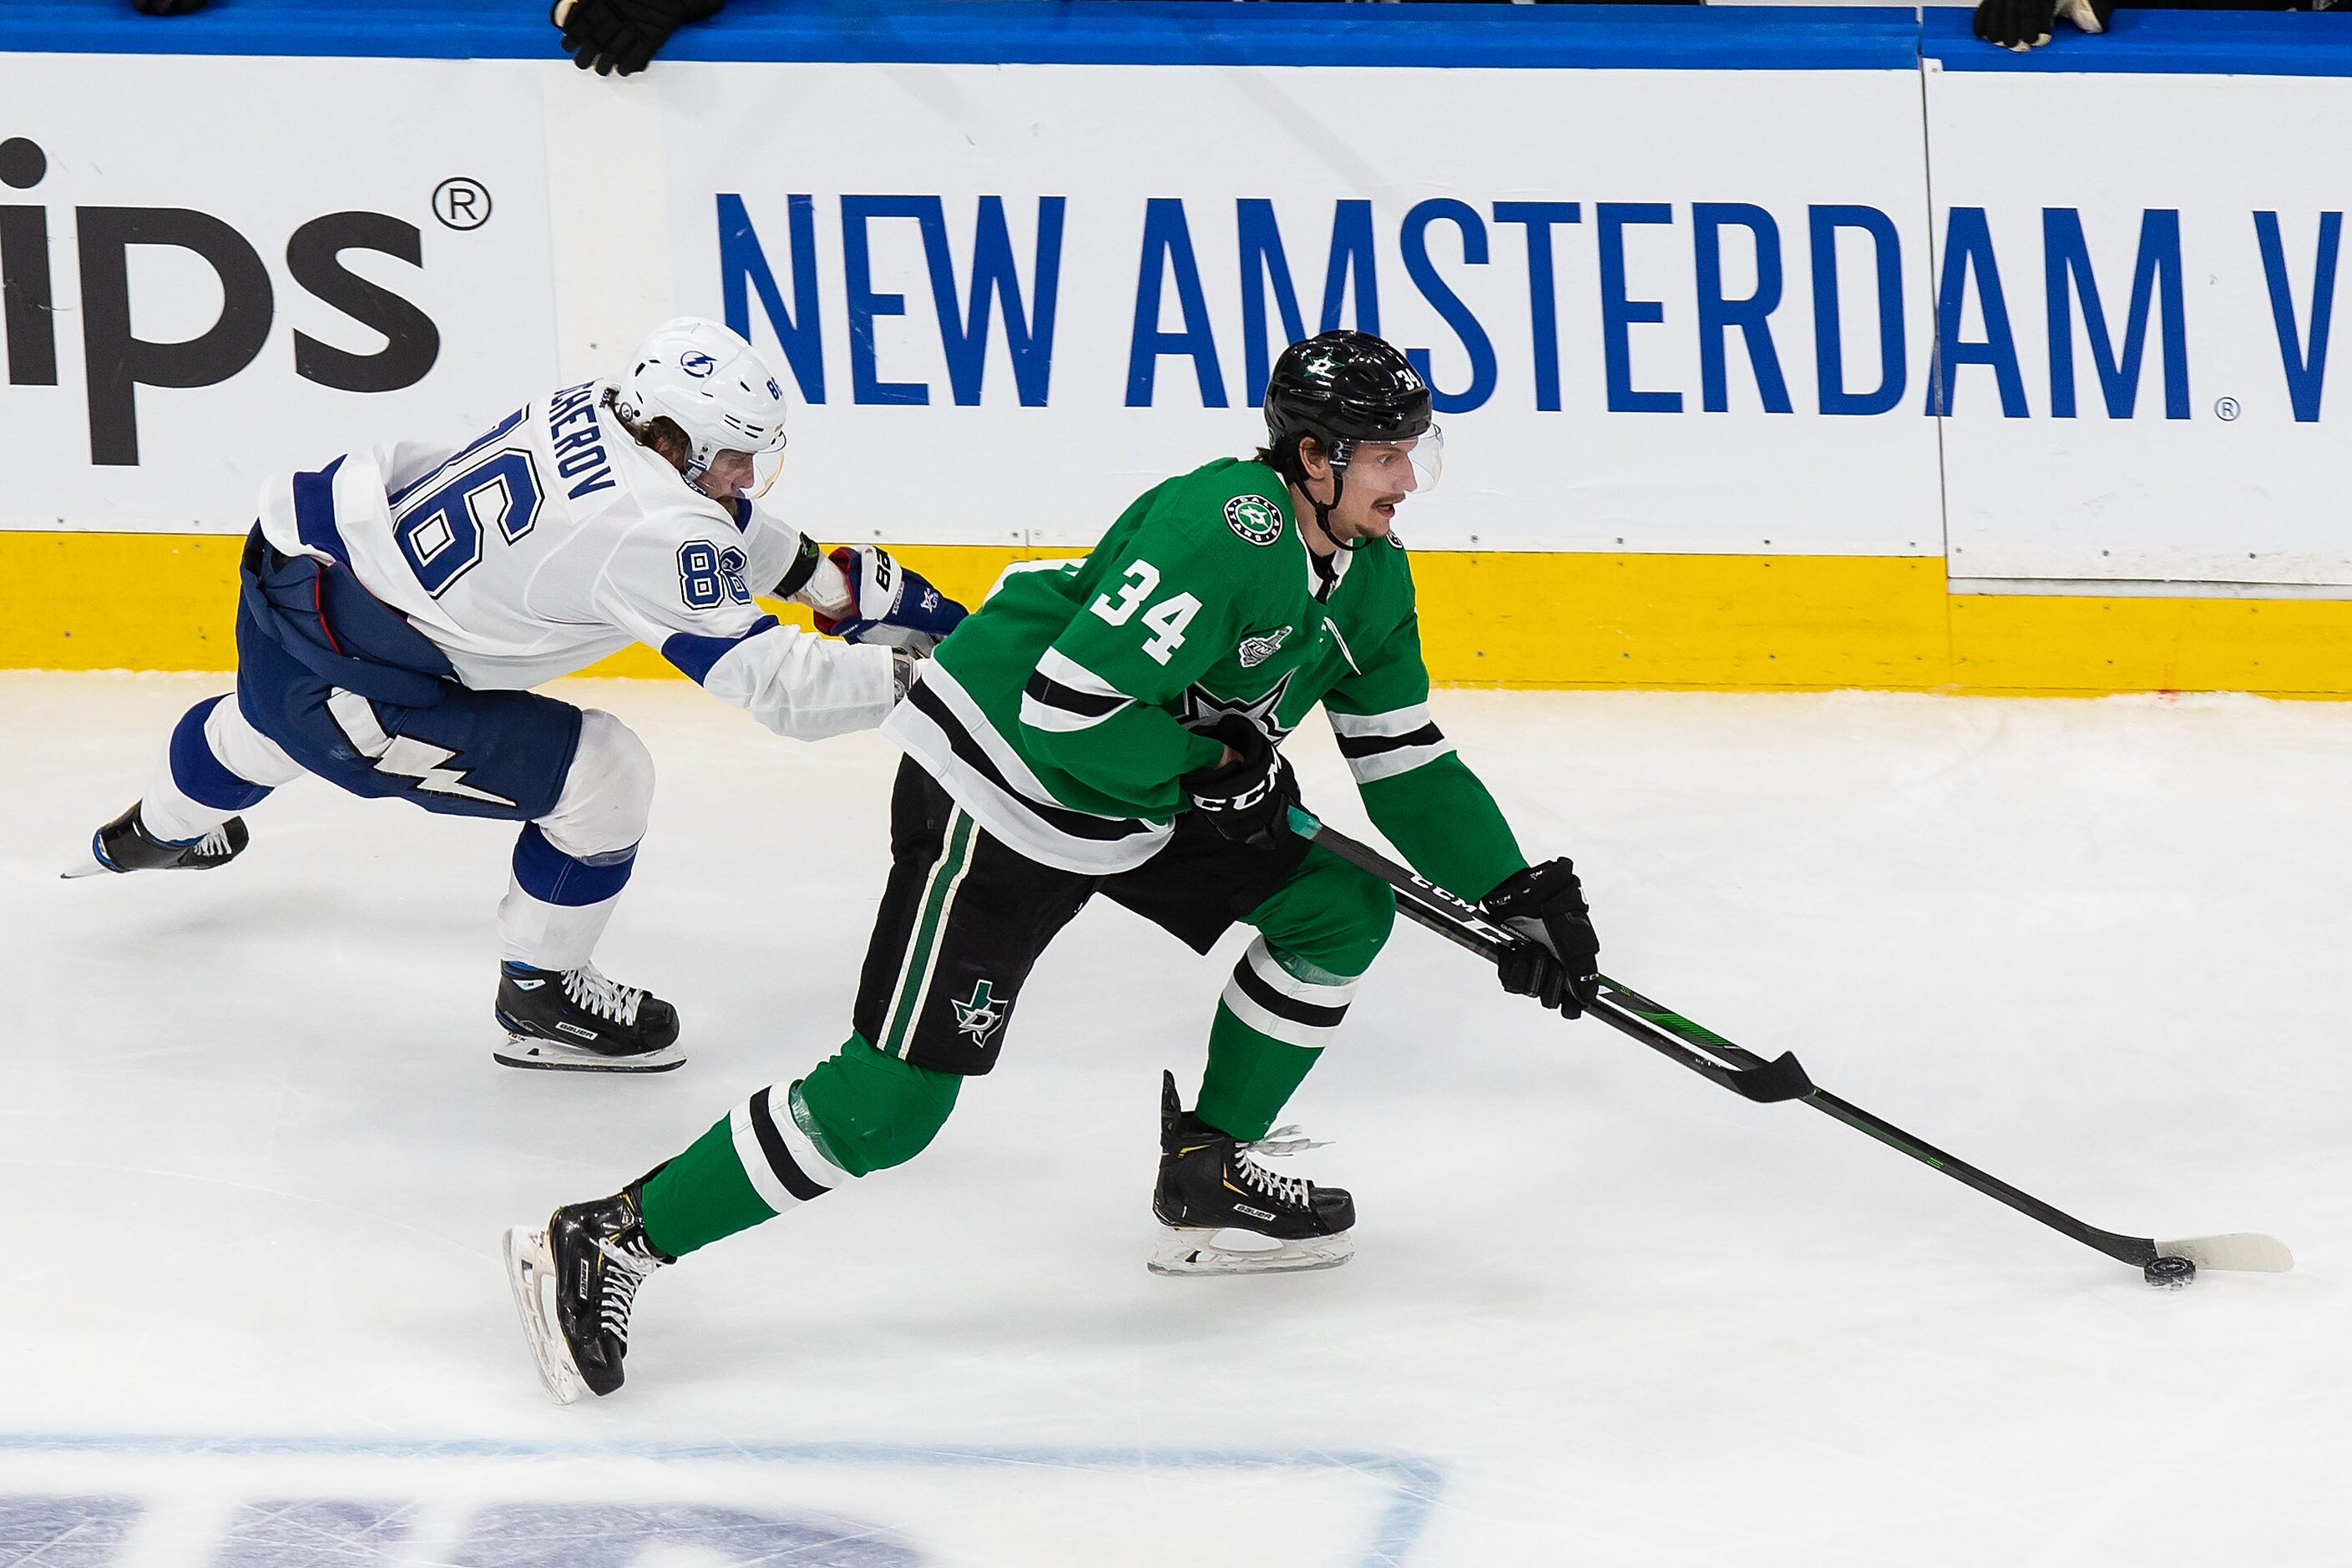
[{"left": 812, "top": 546, "right": 969, "bottom": 653}]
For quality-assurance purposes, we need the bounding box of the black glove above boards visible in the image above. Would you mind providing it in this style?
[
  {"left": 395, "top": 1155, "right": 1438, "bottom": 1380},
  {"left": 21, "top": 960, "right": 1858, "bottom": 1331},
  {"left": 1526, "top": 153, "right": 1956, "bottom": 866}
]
[
  {"left": 1181, "top": 717, "right": 1297, "bottom": 852},
  {"left": 1482, "top": 859, "right": 1601, "bottom": 1019},
  {"left": 551, "top": 0, "right": 724, "bottom": 76},
  {"left": 1973, "top": 0, "right": 2117, "bottom": 51}
]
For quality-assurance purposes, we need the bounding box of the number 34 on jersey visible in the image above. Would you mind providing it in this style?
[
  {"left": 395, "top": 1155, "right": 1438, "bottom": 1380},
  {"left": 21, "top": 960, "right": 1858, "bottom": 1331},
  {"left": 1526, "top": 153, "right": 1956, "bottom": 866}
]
[{"left": 1090, "top": 559, "right": 1200, "bottom": 665}]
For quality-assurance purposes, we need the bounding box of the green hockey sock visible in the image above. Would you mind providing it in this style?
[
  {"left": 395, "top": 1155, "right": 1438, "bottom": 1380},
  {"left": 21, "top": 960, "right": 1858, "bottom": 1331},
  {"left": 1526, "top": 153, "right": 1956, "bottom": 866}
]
[
  {"left": 1195, "top": 1002, "right": 1323, "bottom": 1142},
  {"left": 796, "top": 1034, "right": 962, "bottom": 1177},
  {"left": 635, "top": 1037, "right": 963, "bottom": 1258},
  {"left": 637, "top": 1113, "right": 776, "bottom": 1259}
]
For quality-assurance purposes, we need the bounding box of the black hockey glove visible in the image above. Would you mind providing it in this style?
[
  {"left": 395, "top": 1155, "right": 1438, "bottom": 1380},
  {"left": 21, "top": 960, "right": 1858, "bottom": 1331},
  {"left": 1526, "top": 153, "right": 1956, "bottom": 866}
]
[
  {"left": 1482, "top": 859, "right": 1601, "bottom": 1019},
  {"left": 132, "top": 0, "right": 209, "bottom": 13},
  {"left": 1974, "top": 0, "right": 2113, "bottom": 49},
  {"left": 1181, "top": 716, "right": 1297, "bottom": 851},
  {"left": 551, "top": 0, "right": 722, "bottom": 76},
  {"left": 1973, "top": 0, "right": 2056, "bottom": 48}
]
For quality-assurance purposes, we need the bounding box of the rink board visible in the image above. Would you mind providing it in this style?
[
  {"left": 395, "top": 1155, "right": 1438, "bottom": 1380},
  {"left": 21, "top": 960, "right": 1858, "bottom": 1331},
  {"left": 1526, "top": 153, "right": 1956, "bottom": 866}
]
[
  {"left": 13, "top": 531, "right": 2352, "bottom": 696},
  {"left": 3, "top": 6, "right": 2351, "bottom": 690}
]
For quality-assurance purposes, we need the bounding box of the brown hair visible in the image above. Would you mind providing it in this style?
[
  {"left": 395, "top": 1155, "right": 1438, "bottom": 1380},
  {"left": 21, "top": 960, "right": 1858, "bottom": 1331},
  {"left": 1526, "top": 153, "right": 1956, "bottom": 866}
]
[
  {"left": 1254, "top": 432, "right": 1325, "bottom": 490},
  {"left": 636, "top": 415, "right": 692, "bottom": 470},
  {"left": 601, "top": 386, "right": 693, "bottom": 471}
]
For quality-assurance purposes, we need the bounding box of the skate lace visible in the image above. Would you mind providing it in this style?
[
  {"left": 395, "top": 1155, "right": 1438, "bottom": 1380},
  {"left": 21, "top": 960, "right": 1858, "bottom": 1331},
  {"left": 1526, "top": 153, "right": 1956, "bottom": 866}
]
[
  {"left": 594, "top": 1236, "right": 661, "bottom": 1346},
  {"left": 196, "top": 826, "right": 235, "bottom": 857},
  {"left": 1232, "top": 1125, "right": 1330, "bottom": 1210},
  {"left": 563, "top": 965, "right": 645, "bottom": 1026}
]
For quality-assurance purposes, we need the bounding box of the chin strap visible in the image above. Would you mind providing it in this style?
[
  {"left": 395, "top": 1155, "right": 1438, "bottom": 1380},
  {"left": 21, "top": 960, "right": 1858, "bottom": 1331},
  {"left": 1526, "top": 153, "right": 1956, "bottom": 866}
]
[
  {"left": 1299, "top": 451, "right": 1366, "bottom": 604},
  {"left": 1308, "top": 467, "right": 1341, "bottom": 539},
  {"left": 1300, "top": 435, "right": 1354, "bottom": 547}
]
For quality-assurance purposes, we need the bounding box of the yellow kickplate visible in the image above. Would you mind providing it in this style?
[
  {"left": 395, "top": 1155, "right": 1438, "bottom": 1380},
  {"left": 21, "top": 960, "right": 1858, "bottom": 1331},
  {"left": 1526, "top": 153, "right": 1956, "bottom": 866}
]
[{"left": 7, "top": 531, "right": 2351, "bottom": 696}]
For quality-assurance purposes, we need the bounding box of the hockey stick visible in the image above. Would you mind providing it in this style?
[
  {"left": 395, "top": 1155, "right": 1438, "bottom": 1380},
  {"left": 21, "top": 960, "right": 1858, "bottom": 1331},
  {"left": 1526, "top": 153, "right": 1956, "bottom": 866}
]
[
  {"left": 1277, "top": 811, "right": 1813, "bottom": 1105},
  {"left": 1287, "top": 807, "right": 2294, "bottom": 1283}
]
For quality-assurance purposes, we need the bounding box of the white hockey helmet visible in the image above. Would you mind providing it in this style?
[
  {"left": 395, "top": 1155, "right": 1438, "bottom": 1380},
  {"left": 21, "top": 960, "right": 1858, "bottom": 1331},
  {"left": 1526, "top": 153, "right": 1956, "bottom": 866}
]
[{"left": 610, "top": 316, "right": 789, "bottom": 485}]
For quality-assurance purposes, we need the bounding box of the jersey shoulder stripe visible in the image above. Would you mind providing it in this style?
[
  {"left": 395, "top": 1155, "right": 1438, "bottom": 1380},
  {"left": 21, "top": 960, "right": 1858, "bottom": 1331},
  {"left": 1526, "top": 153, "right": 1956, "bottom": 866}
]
[
  {"left": 661, "top": 615, "right": 781, "bottom": 684},
  {"left": 1019, "top": 647, "right": 1135, "bottom": 734},
  {"left": 1329, "top": 701, "right": 1454, "bottom": 783},
  {"left": 1328, "top": 702, "right": 1437, "bottom": 740}
]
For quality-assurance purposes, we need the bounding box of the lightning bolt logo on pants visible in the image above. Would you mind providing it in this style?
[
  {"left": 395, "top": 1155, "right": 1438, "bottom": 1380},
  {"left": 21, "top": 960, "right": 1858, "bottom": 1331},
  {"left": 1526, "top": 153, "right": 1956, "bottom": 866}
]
[{"left": 325, "top": 689, "right": 517, "bottom": 807}]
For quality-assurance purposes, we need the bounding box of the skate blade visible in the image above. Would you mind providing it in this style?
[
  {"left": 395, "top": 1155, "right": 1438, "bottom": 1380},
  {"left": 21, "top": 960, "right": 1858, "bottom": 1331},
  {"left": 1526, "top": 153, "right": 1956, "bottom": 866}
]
[
  {"left": 493, "top": 1035, "right": 685, "bottom": 1073},
  {"left": 502, "top": 1224, "right": 586, "bottom": 1406},
  {"left": 58, "top": 842, "right": 113, "bottom": 879},
  {"left": 1146, "top": 1226, "right": 1354, "bottom": 1277}
]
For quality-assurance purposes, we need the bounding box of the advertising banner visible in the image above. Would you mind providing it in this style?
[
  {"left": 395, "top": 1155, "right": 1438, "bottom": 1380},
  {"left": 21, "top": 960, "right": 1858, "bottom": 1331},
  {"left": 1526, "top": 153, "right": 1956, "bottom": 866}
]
[
  {"left": 665, "top": 60, "right": 1943, "bottom": 554},
  {"left": 1925, "top": 68, "right": 2352, "bottom": 588},
  {"left": 0, "top": 53, "right": 559, "bottom": 533},
  {"left": 3, "top": 22, "right": 2348, "bottom": 599}
]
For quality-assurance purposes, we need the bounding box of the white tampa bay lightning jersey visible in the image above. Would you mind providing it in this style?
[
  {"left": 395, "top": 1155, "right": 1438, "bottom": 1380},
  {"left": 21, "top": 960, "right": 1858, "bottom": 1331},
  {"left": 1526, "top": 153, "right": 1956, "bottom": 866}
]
[{"left": 253, "top": 378, "right": 896, "bottom": 741}]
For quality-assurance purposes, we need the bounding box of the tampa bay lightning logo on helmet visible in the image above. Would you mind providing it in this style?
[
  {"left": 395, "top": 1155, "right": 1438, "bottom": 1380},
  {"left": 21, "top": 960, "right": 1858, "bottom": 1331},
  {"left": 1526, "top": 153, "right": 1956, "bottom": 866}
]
[{"left": 614, "top": 318, "right": 791, "bottom": 488}]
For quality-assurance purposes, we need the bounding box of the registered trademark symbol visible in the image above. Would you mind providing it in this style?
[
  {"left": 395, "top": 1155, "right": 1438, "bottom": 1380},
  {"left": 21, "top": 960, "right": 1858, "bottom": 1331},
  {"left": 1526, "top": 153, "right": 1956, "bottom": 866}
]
[
  {"left": 432, "top": 177, "right": 492, "bottom": 231},
  {"left": 2214, "top": 396, "right": 2242, "bottom": 422}
]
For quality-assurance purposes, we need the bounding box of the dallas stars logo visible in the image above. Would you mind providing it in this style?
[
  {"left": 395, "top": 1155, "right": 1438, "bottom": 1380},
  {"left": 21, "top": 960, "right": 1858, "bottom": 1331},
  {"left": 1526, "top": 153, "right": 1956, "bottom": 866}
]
[
  {"left": 1178, "top": 670, "right": 1295, "bottom": 743},
  {"left": 1223, "top": 493, "right": 1285, "bottom": 547},
  {"left": 952, "top": 978, "right": 1008, "bottom": 1044}
]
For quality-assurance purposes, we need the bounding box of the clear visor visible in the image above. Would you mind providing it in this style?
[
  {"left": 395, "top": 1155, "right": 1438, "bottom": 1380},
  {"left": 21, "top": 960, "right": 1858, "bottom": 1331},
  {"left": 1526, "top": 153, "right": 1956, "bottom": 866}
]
[
  {"left": 1346, "top": 425, "right": 1444, "bottom": 495},
  {"left": 747, "top": 446, "right": 787, "bottom": 500},
  {"left": 698, "top": 445, "right": 789, "bottom": 502}
]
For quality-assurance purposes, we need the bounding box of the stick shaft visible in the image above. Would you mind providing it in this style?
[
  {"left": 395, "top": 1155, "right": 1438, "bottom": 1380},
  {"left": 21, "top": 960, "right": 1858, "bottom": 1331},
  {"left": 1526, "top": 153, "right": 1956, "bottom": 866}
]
[
  {"left": 1290, "top": 809, "right": 2160, "bottom": 1270},
  {"left": 1595, "top": 979, "right": 2159, "bottom": 1267},
  {"left": 1293, "top": 811, "right": 1810, "bottom": 1102},
  {"left": 1378, "top": 894, "right": 1795, "bottom": 1099}
]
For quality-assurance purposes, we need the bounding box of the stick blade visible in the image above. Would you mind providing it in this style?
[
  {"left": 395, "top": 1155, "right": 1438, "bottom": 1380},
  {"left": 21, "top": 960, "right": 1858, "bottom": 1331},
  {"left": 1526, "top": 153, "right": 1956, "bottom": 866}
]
[{"left": 2157, "top": 1232, "right": 2294, "bottom": 1273}]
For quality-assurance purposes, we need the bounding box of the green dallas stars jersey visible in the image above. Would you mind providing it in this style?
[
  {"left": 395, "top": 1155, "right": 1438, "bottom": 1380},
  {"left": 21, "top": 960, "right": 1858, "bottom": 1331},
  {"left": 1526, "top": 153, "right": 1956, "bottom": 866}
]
[{"left": 881, "top": 457, "right": 1528, "bottom": 897}]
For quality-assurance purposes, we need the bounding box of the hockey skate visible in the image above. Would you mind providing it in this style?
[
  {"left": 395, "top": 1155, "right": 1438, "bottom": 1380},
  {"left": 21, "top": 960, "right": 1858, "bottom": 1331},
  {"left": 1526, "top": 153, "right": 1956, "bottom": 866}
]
[
  {"left": 503, "top": 1182, "right": 671, "bottom": 1404},
  {"left": 62, "top": 803, "right": 247, "bottom": 879},
  {"left": 1149, "top": 1070, "right": 1355, "bottom": 1277},
  {"left": 492, "top": 961, "right": 684, "bottom": 1072}
]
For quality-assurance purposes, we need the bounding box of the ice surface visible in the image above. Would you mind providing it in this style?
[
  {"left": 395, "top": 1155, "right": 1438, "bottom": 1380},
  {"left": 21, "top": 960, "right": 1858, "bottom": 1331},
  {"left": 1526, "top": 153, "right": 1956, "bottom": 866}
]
[{"left": 3, "top": 672, "right": 2347, "bottom": 1566}]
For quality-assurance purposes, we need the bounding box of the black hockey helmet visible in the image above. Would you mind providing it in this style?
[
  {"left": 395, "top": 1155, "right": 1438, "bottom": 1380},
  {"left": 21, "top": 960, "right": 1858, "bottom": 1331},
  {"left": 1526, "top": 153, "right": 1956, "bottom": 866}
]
[
  {"left": 1262, "top": 331, "right": 1441, "bottom": 538},
  {"left": 1262, "top": 330, "right": 1433, "bottom": 472}
]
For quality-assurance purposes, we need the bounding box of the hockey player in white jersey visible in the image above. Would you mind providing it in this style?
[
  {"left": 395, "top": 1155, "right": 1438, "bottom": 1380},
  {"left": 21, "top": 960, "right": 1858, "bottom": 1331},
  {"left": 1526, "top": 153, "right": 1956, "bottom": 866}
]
[{"left": 65, "top": 317, "right": 966, "bottom": 1071}]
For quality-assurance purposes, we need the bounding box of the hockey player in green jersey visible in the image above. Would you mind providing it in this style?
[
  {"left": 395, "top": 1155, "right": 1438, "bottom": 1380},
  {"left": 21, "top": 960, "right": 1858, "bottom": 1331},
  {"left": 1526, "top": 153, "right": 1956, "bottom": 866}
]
[{"left": 503, "top": 331, "right": 1605, "bottom": 1403}]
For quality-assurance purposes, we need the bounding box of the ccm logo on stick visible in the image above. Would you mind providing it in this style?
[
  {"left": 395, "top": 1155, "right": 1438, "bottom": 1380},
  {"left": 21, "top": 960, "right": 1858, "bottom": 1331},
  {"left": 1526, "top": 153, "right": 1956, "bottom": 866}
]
[{"left": 0, "top": 135, "right": 443, "bottom": 466}]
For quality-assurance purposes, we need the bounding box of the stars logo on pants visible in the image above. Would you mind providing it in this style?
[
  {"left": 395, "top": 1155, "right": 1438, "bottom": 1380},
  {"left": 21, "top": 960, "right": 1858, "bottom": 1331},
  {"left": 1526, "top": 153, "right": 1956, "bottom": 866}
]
[{"left": 953, "top": 978, "right": 1008, "bottom": 1045}]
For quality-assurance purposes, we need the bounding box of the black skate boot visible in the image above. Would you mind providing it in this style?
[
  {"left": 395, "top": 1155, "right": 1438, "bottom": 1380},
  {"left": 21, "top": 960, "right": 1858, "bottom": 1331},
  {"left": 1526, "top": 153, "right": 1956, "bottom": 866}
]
[
  {"left": 502, "top": 1178, "right": 673, "bottom": 1404},
  {"left": 1150, "top": 1070, "right": 1355, "bottom": 1277},
  {"left": 63, "top": 802, "right": 248, "bottom": 879},
  {"left": 492, "top": 961, "right": 683, "bottom": 1072}
]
